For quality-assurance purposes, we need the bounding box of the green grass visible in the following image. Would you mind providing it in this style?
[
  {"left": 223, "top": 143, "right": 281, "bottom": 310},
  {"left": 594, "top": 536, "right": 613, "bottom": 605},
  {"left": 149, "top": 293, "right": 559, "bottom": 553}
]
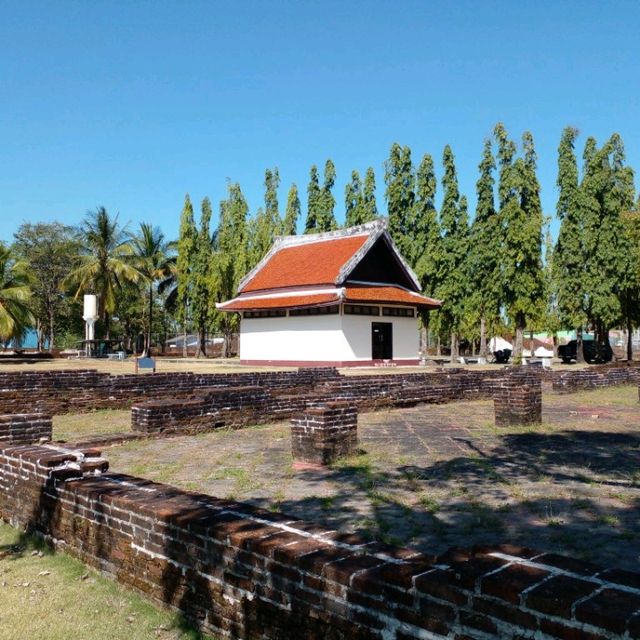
[
  {"left": 53, "top": 409, "right": 132, "bottom": 442},
  {"left": 0, "top": 522, "right": 214, "bottom": 640}
]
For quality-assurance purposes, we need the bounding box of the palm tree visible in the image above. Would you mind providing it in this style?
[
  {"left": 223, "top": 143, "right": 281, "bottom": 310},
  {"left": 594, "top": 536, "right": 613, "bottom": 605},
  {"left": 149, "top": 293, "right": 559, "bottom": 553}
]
[
  {"left": 130, "top": 223, "right": 176, "bottom": 356},
  {"left": 67, "top": 207, "right": 140, "bottom": 339},
  {"left": 0, "top": 244, "right": 33, "bottom": 346}
]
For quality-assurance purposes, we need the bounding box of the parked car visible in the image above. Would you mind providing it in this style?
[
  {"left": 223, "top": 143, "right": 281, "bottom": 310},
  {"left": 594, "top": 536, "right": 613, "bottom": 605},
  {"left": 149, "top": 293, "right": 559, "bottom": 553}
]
[
  {"left": 558, "top": 340, "right": 613, "bottom": 364},
  {"left": 493, "top": 348, "right": 512, "bottom": 364}
]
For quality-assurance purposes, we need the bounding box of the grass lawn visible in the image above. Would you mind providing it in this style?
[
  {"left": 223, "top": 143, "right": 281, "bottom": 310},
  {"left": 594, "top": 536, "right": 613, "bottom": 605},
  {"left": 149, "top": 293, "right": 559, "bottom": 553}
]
[
  {"left": 0, "top": 523, "right": 213, "bottom": 640},
  {"left": 53, "top": 409, "right": 133, "bottom": 442}
]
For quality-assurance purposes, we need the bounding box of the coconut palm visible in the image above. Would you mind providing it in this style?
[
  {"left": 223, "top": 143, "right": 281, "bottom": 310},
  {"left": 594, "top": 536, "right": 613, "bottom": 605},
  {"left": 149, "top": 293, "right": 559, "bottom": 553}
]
[
  {"left": 0, "top": 244, "right": 33, "bottom": 345},
  {"left": 67, "top": 207, "right": 140, "bottom": 338},
  {"left": 130, "top": 222, "right": 176, "bottom": 356}
]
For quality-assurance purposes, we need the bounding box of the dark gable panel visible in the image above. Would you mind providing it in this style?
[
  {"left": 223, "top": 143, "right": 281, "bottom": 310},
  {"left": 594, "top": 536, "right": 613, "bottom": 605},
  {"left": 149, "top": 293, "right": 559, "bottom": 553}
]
[{"left": 346, "top": 236, "right": 416, "bottom": 289}]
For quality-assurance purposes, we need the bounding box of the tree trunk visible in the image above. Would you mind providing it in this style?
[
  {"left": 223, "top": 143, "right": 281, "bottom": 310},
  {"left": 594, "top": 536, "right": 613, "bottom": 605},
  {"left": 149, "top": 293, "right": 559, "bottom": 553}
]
[
  {"left": 627, "top": 318, "right": 633, "bottom": 362},
  {"left": 436, "top": 335, "right": 441, "bottom": 357},
  {"left": 479, "top": 316, "right": 487, "bottom": 358},
  {"left": 48, "top": 311, "right": 55, "bottom": 353},
  {"left": 105, "top": 312, "right": 110, "bottom": 340},
  {"left": 576, "top": 326, "right": 584, "bottom": 364},
  {"left": 197, "top": 320, "right": 207, "bottom": 358},
  {"left": 552, "top": 333, "right": 558, "bottom": 358},
  {"left": 146, "top": 283, "right": 153, "bottom": 357},
  {"left": 450, "top": 332, "right": 459, "bottom": 363},
  {"left": 530, "top": 330, "right": 535, "bottom": 358},
  {"left": 182, "top": 311, "right": 188, "bottom": 358},
  {"left": 513, "top": 313, "right": 525, "bottom": 364}
]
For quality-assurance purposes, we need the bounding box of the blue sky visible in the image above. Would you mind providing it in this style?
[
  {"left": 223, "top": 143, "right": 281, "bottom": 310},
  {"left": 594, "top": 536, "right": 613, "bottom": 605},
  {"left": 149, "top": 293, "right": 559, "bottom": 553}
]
[{"left": 1, "top": 0, "right": 638, "bottom": 242}]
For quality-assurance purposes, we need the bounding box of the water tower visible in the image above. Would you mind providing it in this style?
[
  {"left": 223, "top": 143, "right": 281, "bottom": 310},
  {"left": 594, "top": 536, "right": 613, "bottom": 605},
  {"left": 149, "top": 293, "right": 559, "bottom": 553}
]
[{"left": 83, "top": 294, "right": 98, "bottom": 356}]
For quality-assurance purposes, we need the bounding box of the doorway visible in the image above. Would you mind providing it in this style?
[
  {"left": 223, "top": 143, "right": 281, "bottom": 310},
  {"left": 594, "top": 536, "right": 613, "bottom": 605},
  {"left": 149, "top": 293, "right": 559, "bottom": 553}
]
[{"left": 372, "top": 322, "right": 393, "bottom": 360}]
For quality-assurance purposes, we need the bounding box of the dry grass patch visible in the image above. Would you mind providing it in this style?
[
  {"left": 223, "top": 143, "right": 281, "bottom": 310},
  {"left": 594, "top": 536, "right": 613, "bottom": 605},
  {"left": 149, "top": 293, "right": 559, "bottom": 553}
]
[{"left": 53, "top": 409, "right": 131, "bottom": 442}]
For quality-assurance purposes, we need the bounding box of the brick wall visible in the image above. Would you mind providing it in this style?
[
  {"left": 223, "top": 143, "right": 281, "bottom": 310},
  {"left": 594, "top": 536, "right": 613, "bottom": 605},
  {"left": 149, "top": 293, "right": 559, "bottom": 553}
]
[
  {"left": 552, "top": 364, "right": 640, "bottom": 394},
  {"left": 0, "top": 413, "right": 52, "bottom": 445},
  {"left": 1, "top": 443, "right": 639, "bottom": 639},
  {"left": 494, "top": 370, "right": 543, "bottom": 426},
  {"left": 291, "top": 403, "right": 358, "bottom": 465}
]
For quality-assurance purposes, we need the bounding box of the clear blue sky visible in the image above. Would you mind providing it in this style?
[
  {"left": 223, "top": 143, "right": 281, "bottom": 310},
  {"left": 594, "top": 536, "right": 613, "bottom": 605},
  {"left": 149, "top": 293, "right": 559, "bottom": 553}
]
[{"left": 1, "top": 0, "right": 639, "bottom": 242}]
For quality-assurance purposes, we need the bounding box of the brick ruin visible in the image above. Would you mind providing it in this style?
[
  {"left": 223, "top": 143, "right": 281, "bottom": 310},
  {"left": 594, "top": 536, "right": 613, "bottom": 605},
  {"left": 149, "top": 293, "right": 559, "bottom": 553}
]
[
  {"left": 0, "top": 413, "right": 52, "bottom": 446},
  {"left": 494, "top": 370, "right": 543, "bottom": 426},
  {"left": 1, "top": 442, "right": 639, "bottom": 640},
  {"left": 291, "top": 402, "right": 358, "bottom": 466}
]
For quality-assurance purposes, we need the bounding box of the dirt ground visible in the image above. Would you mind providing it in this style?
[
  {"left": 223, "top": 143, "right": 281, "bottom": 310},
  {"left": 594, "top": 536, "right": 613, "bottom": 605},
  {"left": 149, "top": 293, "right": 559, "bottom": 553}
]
[{"left": 56, "top": 385, "right": 640, "bottom": 573}]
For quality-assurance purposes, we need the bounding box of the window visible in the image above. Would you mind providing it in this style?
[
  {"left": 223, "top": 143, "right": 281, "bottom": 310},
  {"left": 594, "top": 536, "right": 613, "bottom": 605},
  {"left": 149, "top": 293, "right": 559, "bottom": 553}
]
[
  {"left": 243, "top": 309, "right": 286, "bottom": 319},
  {"left": 289, "top": 305, "right": 340, "bottom": 316},
  {"left": 344, "top": 304, "right": 380, "bottom": 316},
  {"left": 382, "top": 306, "right": 415, "bottom": 317}
]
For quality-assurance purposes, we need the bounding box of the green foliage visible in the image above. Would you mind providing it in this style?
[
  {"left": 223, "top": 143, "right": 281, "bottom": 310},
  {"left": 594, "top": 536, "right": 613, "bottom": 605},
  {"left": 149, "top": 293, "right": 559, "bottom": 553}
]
[
  {"left": 191, "top": 198, "right": 214, "bottom": 355},
  {"left": 363, "top": 167, "right": 378, "bottom": 221},
  {"left": 66, "top": 207, "right": 140, "bottom": 337},
  {"left": 176, "top": 194, "right": 197, "bottom": 330},
  {"left": 435, "top": 146, "right": 469, "bottom": 340},
  {"left": 12, "top": 221, "right": 78, "bottom": 349},
  {"left": 0, "top": 243, "right": 33, "bottom": 343},
  {"left": 345, "top": 170, "right": 365, "bottom": 226},
  {"left": 413, "top": 153, "right": 440, "bottom": 295},
  {"left": 304, "top": 165, "right": 321, "bottom": 233},
  {"left": 385, "top": 143, "right": 415, "bottom": 259},
  {"left": 317, "top": 160, "right": 338, "bottom": 231},
  {"left": 282, "top": 183, "right": 301, "bottom": 235}
]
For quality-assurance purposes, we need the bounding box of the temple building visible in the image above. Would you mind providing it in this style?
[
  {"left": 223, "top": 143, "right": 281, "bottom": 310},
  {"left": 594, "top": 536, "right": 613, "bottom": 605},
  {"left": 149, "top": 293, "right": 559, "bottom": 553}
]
[{"left": 217, "top": 220, "right": 441, "bottom": 366}]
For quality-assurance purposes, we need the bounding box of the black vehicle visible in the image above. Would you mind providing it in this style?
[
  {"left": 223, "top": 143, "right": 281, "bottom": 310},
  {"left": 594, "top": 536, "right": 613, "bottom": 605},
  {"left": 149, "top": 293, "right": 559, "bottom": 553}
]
[
  {"left": 558, "top": 340, "right": 613, "bottom": 364},
  {"left": 493, "top": 348, "right": 512, "bottom": 364}
]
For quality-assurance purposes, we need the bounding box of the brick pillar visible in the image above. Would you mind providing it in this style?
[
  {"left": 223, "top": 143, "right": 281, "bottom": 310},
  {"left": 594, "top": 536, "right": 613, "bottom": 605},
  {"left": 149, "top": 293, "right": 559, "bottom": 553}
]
[
  {"left": 291, "top": 402, "right": 358, "bottom": 466},
  {"left": 494, "top": 370, "right": 542, "bottom": 426},
  {"left": 0, "top": 413, "right": 52, "bottom": 445}
]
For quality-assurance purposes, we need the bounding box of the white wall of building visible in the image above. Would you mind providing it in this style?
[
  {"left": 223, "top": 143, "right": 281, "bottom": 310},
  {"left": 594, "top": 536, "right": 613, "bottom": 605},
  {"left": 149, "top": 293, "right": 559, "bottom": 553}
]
[{"left": 240, "top": 306, "right": 420, "bottom": 362}]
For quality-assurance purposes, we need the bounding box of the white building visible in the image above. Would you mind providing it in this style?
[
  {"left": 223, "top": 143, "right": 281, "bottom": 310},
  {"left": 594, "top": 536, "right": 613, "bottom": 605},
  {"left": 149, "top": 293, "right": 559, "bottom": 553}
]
[{"left": 217, "top": 220, "right": 441, "bottom": 366}]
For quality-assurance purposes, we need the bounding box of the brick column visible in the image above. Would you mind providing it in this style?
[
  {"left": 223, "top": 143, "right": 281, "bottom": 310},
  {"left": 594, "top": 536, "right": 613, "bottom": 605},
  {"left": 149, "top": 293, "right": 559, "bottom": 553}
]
[
  {"left": 291, "top": 402, "right": 357, "bottom": 466},
  {"left": 0, "top": 413, "right": 52, "bottom": 445},
  {"left": 494, "top": 370, "right": 542, "bottom": 426}
]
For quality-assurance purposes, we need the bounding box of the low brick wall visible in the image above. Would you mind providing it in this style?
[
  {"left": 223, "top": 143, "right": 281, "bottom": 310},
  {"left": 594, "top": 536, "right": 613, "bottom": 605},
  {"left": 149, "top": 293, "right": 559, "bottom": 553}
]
[
  {"left": 0, "top": 413, "right": 52, "bottom": 445},
  {"left": 1, "top": 443, "right": 639, "bottom": 639},
  {"left": 291, "top": 403, "right": 358, "bottom": 465},
  {"left": 494, "top": 370, "right": 542, "bottom": 426},
  {"left": 552, "top": 364, "right": 639, "bottom": 394}
]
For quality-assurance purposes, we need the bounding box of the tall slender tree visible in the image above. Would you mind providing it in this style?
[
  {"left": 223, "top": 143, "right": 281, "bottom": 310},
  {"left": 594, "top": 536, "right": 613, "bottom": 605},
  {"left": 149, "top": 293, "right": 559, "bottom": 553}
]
[
  {"left": 305, "top": 165, "right": 321, "bottom": 233},
  {"left": 385, "top": 143, "right": 415, "bottom": 259},
  {"left": 316, "top": 160, "right": 337, "bottom": 231},
  {"left": 345, "top": 170, "right": 365, "bottom": 226},
  {"left": 282, "top": 184, "right": 301, "bottom": 235},
  {"left": 214, "top": 183, "right": 248, "bottom": 356},
  {"left": 192, "top": 198, "right": 214, "bottom": 357},
  {"left": 264, "top": 167, "right": 282, "bottom": 233},
  {"left": 468, "top": 140, "right": 501, "bottom": 358},
  {"left": 553, "top": 127, "right": 587, "bottom": 362},
  {"left": 176, "top": 194, "right": 197, "bottom": 357},
  {"left": 363, "top": 167, "right": 378, "bottom": 221},
  {"left": 436, "top": 145, "right": 469, "bottom": 361}
]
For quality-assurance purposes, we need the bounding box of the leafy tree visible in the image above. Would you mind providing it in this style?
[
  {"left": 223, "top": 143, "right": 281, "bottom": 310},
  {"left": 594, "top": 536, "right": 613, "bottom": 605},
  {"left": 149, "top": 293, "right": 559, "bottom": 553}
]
[
  {"left": 264, "top": 167, "right": 282, "bottom": 233},
  {"left": 282, "top": 184, "right": 301, "bottom": 235},
  {"left": 468, "top": 140, "right": 501, "bottom": 358},
  {"left": 553, "top": 127, "right": 587, "bottom": 362},
  {"left": 0, "top": 244, "right": 33, "bottom": 345},
  {"left": 12, "top": 222, "right": 77, "bottom": 351},
  {"left": 192, "top": 198, "right": 214, "bottom": 357},
  {"left": 316, "top": 160, "right": 337, "bottom": 231},
  {"left": 385, "top": 143, "right": 415, "bottom": 259},
  {"left": 176, "top": 194, "right": 197, "bottom": 356},
  {"left": 621, "top": 204, "right": 640, "bottom": 360},
  {"left": 130, "top": 223, "right": 175, "bottom": 356},
  {"left": 363, "top": 167, "right": 378, "bottom": 222},
  {"left": 436, "top": 145, "right": 469, "bottom": 361},
  {"left": 214, "top": 183, "right": 248, "bottom": 356},
  {"left": 66, "top": 207, "right": 140, "bottom": 338},
  {"left": 305, "top": 165, "right": 321, "bottom": 233},
  {"left": 345, "top": 170, "right": 365, "bottom": 227},
  {"left": 581, "top": 134, "right": 635, "bottom": 351}
]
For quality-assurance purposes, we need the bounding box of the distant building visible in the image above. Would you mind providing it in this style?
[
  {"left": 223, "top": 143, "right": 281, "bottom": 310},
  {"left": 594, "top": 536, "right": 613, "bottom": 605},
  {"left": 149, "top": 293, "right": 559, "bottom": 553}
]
[{"left": 217, "top": 220, "right": 441, "bottom": 366}]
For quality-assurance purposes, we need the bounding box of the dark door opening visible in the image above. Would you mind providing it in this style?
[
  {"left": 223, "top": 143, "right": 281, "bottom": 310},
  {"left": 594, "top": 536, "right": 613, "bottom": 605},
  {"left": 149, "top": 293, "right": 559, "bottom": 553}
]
[{"left": 372, "top": 322, "right": 393, "bottom": 360}]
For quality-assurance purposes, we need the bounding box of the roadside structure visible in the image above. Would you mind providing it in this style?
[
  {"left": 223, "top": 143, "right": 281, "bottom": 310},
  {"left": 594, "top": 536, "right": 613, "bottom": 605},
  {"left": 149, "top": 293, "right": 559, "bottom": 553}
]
[{"left": 217, "top": 220, "right": 441, "bottom": 366}]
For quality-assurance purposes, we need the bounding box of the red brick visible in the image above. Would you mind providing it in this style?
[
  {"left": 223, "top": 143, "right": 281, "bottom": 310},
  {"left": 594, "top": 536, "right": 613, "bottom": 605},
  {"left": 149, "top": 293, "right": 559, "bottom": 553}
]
[
  {"left": 525, "top": 574, "right": 598, "bottom": 618},
  {"left": 575, "top": 588, "right": 640, "bottom": 634},
  {"left": 481, "top": 563, "right": 550, "bottom": 604}
]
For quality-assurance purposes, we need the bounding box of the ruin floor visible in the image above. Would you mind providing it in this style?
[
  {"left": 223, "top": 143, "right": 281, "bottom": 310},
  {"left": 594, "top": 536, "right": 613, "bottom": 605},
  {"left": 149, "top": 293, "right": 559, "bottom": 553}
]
[{"left": 55, "top": 385, "right": 640, "bottom": 572}]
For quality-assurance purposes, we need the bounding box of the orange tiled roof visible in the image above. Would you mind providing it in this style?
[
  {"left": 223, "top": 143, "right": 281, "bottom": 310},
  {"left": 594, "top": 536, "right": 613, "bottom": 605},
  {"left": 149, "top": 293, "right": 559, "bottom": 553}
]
[
  {"left": 241, "top": 234, "right": 369, "bottom": 293},
  {"left": 217, "top": 292, "right": 341, "bottom": 311},
  {"left": 344, "top": 285, "right": 441, "bottom": 309}
]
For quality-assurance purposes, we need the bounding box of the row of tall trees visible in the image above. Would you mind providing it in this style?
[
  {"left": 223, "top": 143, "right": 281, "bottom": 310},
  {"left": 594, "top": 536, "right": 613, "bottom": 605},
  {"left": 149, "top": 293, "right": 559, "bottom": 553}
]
[{"left": 2, "top": 125, "right": 638, "bottom": 360}]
